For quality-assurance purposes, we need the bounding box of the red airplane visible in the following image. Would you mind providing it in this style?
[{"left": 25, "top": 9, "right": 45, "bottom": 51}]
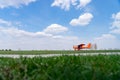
[{"left": 73, "top": 43, "right": 91, "bottom": 51}]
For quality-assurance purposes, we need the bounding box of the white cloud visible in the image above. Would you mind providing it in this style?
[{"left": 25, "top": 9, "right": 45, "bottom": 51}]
[
  {"left": 110, "top": 29, "right": 120, "bottom": 34},
  {"left": 0, "top": 19, "right": 12, "bottom": 26},
  {"left": 0, "top": 27, "right": 80, "bottom": 50},
  {"left": 111, "top": 20, "right": 120, "bottom": 29},
  {"left": 112, "top": 12, "right": 120, "bottom": 20},
  {"left": 110, "top": 12, "right": 120, "bottom": 34},
  {"left": 0, "top": 20, "right": 68, "bottom": 38},
  {"left": 51, "top": 0, "right": 77, "bottom": 10},
  {"left": 111, "top": 12, "right": 120, "bottom": 29},
  {"left": 0, "top": 27, "right": 53, "bottom": 38},
  {"left": 93, "top": 12, "right": 120, "bottom": 50},
  {"left": 70, "top": 13, "right": 93, "bottom": 26},
  {"left": 95, "top": 34, "right": 116, "bottom": 40},
  {"left": 0, "top": 0, "right": 36, "bottom": 8},
  {"left": 94, "top": 34, "right": 120, "bottom": 49},
  {"left": 51, "top": 0, "right": 91, "bottom": 10},
  {"left": 77, "top": 0, "right": 91, "bottom": 8},
  {"left": 43, "top": 24, "right": 68, "bottom": 34},
  {"left": 0, "top": 19, "right": 81, "bottom": 50}
]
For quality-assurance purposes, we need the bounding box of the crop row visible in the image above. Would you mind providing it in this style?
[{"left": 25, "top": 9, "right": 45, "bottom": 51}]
[{"left": 0, "top": 55, "right": 120, "bottom": 80}]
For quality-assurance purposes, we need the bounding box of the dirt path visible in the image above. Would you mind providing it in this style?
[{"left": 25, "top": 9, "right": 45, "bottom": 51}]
[{"left": 0, "top": 52, "right": 120, "bottom": 58}]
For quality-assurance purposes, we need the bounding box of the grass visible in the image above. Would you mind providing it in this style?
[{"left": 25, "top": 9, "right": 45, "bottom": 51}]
[
  {"left": 0, "top": 55, "right": 120, "bottom": 80},
  {"left": 0, "top": 50, "right": 120, "bottom": 55}
]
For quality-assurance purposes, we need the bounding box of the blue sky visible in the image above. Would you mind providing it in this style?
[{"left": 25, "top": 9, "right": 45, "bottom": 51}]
[{"left": 0, "top": 0, "right": 120, "bottom": 50}]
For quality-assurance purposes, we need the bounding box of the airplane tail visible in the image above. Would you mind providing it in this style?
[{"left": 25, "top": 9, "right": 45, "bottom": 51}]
[{"left": 82, "top": 43, "right": 91, "bottom": 49}]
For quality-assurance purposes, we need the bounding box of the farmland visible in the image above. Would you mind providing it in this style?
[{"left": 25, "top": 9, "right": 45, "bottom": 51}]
[
  {"left": 0, "top": 50, "right": 120, "bottom": 80},
  {"left": 0, "top": 55, "right": 120, "bottom": 80}
]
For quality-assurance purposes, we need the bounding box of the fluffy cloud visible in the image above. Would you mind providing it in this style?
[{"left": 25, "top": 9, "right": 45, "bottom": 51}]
[
  {"left": 110, "top": 29, "right": 120, "bottom": 34},
  {"left": 43, "top": 24, "right": 68, "bottom": 34},
  {"left": 77, "top": 0, "right": 91, "bottom": 8},
  {"left": 0, "top": 27, "right": 80, "bottom": 50},
  {"left": 95, "top": 34, "right": 116, "bottom": 40},
  {"left": 0, "top": 19, "right": 68, "bottom": 38},
  {"left": 0, "top": 34, "right": 80, "bottom": 50},
  {"left": 0, "top": 19, "right": 12, "bottom": 26},
  {"left": 94, "top": 34, "right": 120, "bottom": 49},
  {"left": 0, "top": 19, "right": 81, "bottom": 50},
  {"left": 70, "top": 13, "right": 93, "bottom": 26},
  {"left": 0, "top": 27, "right": 53, "bottom": 38},
  {"left": 0, "top": 24, "right": 68, "bottom": 38},
  {"left": 51, "top": 0, "right": 91, "bottom": 10},
  {"left": 110, "top": 12, "right": 120, "bottom": 34},
  {"left": 93, "top": 12, "right": 120, "bottom": 50},
  {"left": 51, "top": 0, "right": 77, "bottom": 10},
  {"left": 112, "top": 12, "right": 120, "bottom": 20},
  {"left": 0, "top": 0, "right": 36, "bottom": 8}
]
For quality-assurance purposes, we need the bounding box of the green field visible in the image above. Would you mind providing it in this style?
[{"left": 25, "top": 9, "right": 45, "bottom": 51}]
[
  {"left": 0, "top": 55, "right": 120, "bottom": 80},
  {"left": 0, "top": 50, "right": 120, "bottom": 80},
  {"left": 0, "top": 50, "right": 120, "bottom": 54}
]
